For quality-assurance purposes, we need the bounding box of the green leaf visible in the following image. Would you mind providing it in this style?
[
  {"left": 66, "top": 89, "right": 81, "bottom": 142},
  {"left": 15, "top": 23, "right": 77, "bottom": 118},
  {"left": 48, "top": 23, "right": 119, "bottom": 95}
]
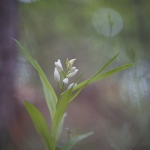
[
  {"left": 73, "top": 53, "right": 119, "bottom": 91},
  {"left": 60, "top": 132, "right": 93, "bottom": 150},
  {"left": 89, "top": 63, "right": 134, "bottom": 83},
  {"left": 55, "top": 113, "right": 67, "bottom": 143},
  {"left": 74, "top": 63, "right": 134, "bottom": 91},
  {"left": 68, "top": 53, "right": 120, "bottom": 100},
  {"left": 90, "top": 64, "right": 134, "bottom": 83},
  {"left": 69, "top": 64, "right": 133, "bottom": 102},
  {"left": 15, "top": 40, "right": 57, "bottom": 103},
  {"left": 41, "top": 77, "right": 56, "bottom": 121},
  {"left": 24, "top": 101, "right": 55, "bottom": 150},
  {"left": 91, "top": 52, "right": 120, "bottom": 78},
  {"left": 68, "top": 53, "right": 120, "bottom": 101},
  {"left": 52, "top": 88, "right": 73, "bottom": 140}
]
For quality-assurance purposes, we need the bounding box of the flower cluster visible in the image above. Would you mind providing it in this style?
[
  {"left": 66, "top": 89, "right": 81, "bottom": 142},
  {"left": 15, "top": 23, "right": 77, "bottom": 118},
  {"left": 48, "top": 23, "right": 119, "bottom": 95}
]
[{"left": 54, "top": 58, "right": 78, "bottom": 89}]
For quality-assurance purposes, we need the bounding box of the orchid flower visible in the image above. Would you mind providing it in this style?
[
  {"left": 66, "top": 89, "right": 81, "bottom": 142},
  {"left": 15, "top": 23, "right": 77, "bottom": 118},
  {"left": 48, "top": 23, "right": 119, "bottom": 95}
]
[
  {"left": 63, "top": 78, "right": 69, "bottom": 84},
  {"left": 67, "top": 69, "right": 78, "bottom": 78},
  {"left": 67, "top": 58, "right": 76, "bottom": 69},
  {"left": 69, "top": 66, "right": 76, "bottom": 73},
  {"left": 68, "top": 83, "right": 77, "bottom": 89},
  {"left": 54, "top": 67, "right": 60, "bottom": 82},
  {"left": 54, "top": 59, "right": 63, "bottom": 71}
]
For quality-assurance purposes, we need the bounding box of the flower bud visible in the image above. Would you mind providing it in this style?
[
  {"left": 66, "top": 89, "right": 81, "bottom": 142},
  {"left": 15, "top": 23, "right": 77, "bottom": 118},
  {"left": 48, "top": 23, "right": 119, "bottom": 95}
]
[
  {"left": 67, "top": 59, "right": 76, "bottom": 69},
  {"left": 69, "top": 66, "right": 76, "bottom": 73},
  {"left": 54, "top": 59, "right": 63, "bottom": 71},
  {"left": 67, "top": 69, "right": 78, "bottom": 78},
  {"left": 54, "top": 67, "right": 60, "bottom": 82},
  {"left": 63, "top": 78, "right": 69, "bottom": 84},
  {"left": 68, "top": 83, "right": 77, "bottom": 89}
]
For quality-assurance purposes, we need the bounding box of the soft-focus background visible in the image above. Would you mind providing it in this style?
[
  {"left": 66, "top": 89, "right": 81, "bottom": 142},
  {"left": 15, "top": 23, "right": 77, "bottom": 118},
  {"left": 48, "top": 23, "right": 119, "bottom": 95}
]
[{"left": 1, "top": 0, "right": 150, "bottom": 150}]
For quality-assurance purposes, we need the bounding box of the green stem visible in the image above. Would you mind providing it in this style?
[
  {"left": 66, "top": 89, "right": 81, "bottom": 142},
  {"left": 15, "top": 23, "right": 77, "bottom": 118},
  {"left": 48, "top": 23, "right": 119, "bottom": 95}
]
[
  {"left": 57, "top": 82, "right": 61, "bottom": 89},
  {"left": 57, "top": 83, "right": 64, "bottom": 108},
  {"left": 56, "top": 69, "right": 68, "bottom": 107}
]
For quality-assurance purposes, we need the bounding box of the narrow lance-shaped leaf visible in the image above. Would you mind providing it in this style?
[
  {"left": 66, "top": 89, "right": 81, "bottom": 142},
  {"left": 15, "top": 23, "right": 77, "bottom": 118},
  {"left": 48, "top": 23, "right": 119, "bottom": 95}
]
[
  {"left": 60, "top": 132, "right": 93, "bottom": 150},
  {"left": 91, "top": 52, "right": 120, "bottom": 77},
  {"left": 90, "top": 64, "right": 134, "bottom": 83},
  {"left": 74, "top": 53, "right": 120, "bottom": 91},
  {"left": 53, "top": 74, "right": 85, "bottom": 139},
  {"left": 52, "top": 88, "right": 73, "bottom": 140},
  {"left": 15, "top": 40, "right": 57, "bottom": 103},
  {"left": 24, "top": 101, "right": 55, "bottom": 150},
  {"left": 55, "top": 113, "right": 67, "bottom": 143},
  {"left": 74, "top": 63, "right": 134, "bottom": 91},
  {"left": 70, "top": 63, "right": 133, "bottom": 102},
  {"left": 41, "top": 77, "right": 56, "bottom": 121},
  {"left": 62, "top": 52, "right": 119, "bottom": 99},
  {"left": 68, "top": 53, "right": 120, "bottom": 101}
]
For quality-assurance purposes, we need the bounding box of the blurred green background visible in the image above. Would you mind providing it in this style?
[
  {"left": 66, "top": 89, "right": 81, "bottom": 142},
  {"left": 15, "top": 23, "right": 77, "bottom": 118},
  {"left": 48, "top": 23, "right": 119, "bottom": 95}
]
[{"left": 6, "top": 0, "right": 150, "bottom": 150}]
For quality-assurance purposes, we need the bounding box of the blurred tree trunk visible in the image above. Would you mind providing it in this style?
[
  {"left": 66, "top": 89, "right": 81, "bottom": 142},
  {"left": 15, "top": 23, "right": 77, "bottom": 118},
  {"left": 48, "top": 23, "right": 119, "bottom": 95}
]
[{"left": 0, "top": 0, "right": 18, "bottom": 149}]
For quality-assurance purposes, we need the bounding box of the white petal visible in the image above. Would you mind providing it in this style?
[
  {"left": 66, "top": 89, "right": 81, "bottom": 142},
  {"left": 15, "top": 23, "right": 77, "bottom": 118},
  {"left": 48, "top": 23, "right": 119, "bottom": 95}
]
[
  {"left": 63, "top": 78, "right": 69, "bottom": 84},
  {"left": 69, "top": 59, "right": 76, "bottom": 64},
  {"left": 67, "top": 69, "right": 78, "bottom": 78},
  {"left": 68, "top": 83, "right": 74, "bottom": 89},
  {"left": 67, "top": 58, "right": 76, "bottom": 68},
  {"left": 54, "top": 59, "right": 63, "bottom": 71},
  {"left": 58, "top": 59, "right": 63, "bottom": 68},
  {"left": 68, "top": 83, "right": 77, "bottom": 89},
  {"left": 69, "top": 66, "right": 76, "bottom": 73},
  {"left": 54, "top": 67, "right": 60, "bottom": 82}
]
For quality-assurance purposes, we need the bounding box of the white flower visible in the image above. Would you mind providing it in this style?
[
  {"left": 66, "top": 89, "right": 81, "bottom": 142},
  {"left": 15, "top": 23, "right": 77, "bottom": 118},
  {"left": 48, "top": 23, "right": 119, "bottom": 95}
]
[
  {"left": 54, "top": 59, "right": 63, "bottom": 71},
  {"left": 67, "top": 69, "right": 78, "bottom": 78},
  {"left": 69, "top": 66, "right": 76, "bottom": 73},
  {"left": 67, "top": 59, "right": 76, "bottom": 68},
  {"left": 68, "top": 83, "right": 77, "bottom": 89},
  {"left": 54, "top": 67, "right": 60, "bottom": 82},
  {"left": 63, "top": 78, "right": 69, "bottom": 84}
]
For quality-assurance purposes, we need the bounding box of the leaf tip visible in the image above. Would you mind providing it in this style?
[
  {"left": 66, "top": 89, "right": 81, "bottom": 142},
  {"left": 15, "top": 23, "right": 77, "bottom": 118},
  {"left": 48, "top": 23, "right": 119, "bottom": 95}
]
[{"left": 24, "top": 100, "right": 30, "bottom": 107}]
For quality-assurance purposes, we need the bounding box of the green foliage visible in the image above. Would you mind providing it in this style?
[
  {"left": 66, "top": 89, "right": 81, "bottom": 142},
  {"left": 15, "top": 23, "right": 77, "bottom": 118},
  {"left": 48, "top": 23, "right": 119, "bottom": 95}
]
[
  {"left": 16, "top": 40, "right": 133, "bottom": 150},
  {"left": 55, "top": 113, "right": 67, "bottom": 143},
  {"left": 14, "top": 40, "right": 57, "bottom": 103},
  {"left": 41, "top": 77, "right": 56, "bottom": 121},
  {"left": 24, "top": 101, "right": 55, "bottom": 150},
  {"left": 52, "top": 87, "right": 73, "bottom": 140},
  {"left": 69, "top": 53, "right": 120, "bottom": 101},
  {"left": 60, "top": 132, "right": 93, "bottom": 150},
  {"left": 74, "top": 63, "right": 133, "bottom": 91}
]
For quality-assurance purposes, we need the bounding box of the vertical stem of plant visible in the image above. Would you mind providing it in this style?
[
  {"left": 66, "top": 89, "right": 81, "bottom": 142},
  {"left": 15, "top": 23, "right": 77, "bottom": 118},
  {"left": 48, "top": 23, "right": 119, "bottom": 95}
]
[
  {"left": 56, "top": 68, "right": 68, "bottom": 108},
  {"left": 57, "top": 83, "right": 64, "bottom": 108},
  {"left": 57, "top": 82, "right": 62, "bottom": 89}
]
